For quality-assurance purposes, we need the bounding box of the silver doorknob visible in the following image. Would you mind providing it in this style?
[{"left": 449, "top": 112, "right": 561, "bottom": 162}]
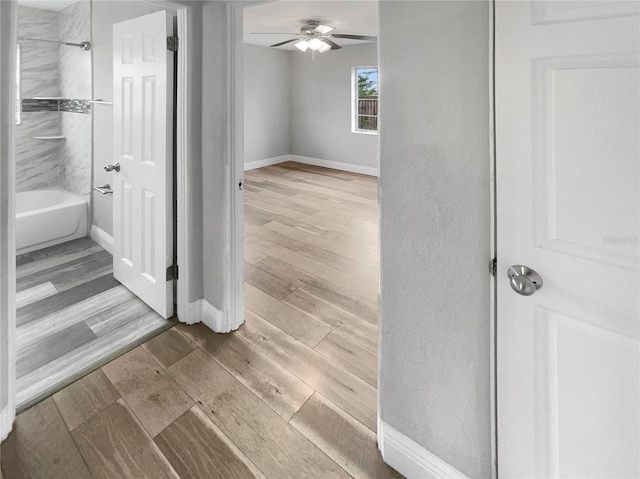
[
  {"left": 507, "top": 265, "right": 543, "bottom": 296},
  {"left": 104, "top": 163, "right": 120, "bottom": 172}
]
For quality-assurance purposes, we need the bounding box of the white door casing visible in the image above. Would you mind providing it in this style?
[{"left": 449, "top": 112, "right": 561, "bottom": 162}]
[
  {"left": 0, "top": 0, "right": 17, "bottom": 442},
  {"left": 496, "top": 2, "right": 639, "bottom": 478},
  {"left": 112, "top": 11, "right": 175, "bottom": 319}
]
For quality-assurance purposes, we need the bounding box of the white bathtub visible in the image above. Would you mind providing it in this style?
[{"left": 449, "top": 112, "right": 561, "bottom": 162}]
[{"left": 16, "top": 188, "right": 88, "bottom": 254}]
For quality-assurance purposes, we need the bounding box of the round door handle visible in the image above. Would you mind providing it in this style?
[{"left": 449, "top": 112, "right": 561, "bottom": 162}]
[
  {"left": 104, "top": 163, "right": 120, "bottom": 172},
  {"left": 507, "top": 265, "right": 543, "bottom": 296}
]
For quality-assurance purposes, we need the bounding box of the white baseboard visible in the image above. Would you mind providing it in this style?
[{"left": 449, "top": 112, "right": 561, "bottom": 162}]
[
  {"left": 90, "top": 225, "right": 113, "bottom": 255},
  {"left": 244, "top": 154, "right": 379, "bottom": 177},
  {"left": 290, "top": 154, "right": 379, "bottom": 177},
  {"left": 177, "top": 299, "right": 241, "bottom": 334},
  {"left": 378, "top": 419, "right": 468, "bottom": 479},
  {"left": 1, "top": 403, "right": 15, "bottom": 442},
  {"left": 201, "top": 299, "right": 240, "bottom": 333},
  {"left": 244, "top": 155, "right": 290, "bottom": 171}
]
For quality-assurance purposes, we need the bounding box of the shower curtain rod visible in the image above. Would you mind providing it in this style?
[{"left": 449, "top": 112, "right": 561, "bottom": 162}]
[{"left": 18, "top": 37, "right": 91, "bottom": 50}]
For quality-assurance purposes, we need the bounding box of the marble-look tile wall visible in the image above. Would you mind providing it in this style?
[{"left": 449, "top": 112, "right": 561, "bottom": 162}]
[
  {"left": 59, "top": 0, "right": 92, "bottom": 200},
  {"left": 16, "top": 6, "right": 61, "bottom": 192},
  {"left": 15, "top": 2, "right": 92, "bottom": 200}
]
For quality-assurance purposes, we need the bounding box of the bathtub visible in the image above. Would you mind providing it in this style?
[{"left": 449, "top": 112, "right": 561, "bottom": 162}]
[{"left": 16, "top": 188, "right": 88, "bottom": 254}]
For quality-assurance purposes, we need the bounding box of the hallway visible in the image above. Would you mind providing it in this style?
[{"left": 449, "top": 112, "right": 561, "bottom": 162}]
[{"left": 1, "top": 163, "right": 400, "bottom": 478}]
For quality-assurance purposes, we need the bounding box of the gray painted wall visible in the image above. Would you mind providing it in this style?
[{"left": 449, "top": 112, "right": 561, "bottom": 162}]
[
  {"left": 91, "top": 0, "right": 164, "bottom": 236},
  {"left": 244, "top": 44, "right": 291, "bottom": 164},
  {"left": 378, "top": 2, "right": 492, "bottom": 477},
  {"left": 290, "top": 43, "right": 378, "bottom": 170},
  {"left": 243, "top": 42, "right": 378, "bottom": 171}
]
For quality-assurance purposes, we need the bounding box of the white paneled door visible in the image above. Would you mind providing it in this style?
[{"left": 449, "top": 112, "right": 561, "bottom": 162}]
[
  {"left": 496, "top": 2, "right": 639, "bottom": 477},
  {"left": 112, "top": 11, "right": 175, "bottom": 319}
]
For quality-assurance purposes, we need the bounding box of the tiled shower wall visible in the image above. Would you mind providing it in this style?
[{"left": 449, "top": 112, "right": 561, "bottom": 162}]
[
  {"left": 16, "top": 2, "right": 92, "bottom": 200},
  {"left": 16, "top": 6, "right": 61, "bottom": 192},
  {"left": 59, "top": 0, "right": 92, "bottom": 200}
]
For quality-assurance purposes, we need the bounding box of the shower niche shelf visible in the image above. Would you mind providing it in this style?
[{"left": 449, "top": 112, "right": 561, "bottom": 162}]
[
  {"left": 32, "top": 135, "right": 66, "bottom": 140},
  {"left": 22, "top": 98, "right": 93, "bottom": 114}
]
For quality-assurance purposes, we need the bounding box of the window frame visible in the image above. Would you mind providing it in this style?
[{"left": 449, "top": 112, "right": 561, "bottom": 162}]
[{"left": 351, "top": 66, "right": 378, "bottom": 135}]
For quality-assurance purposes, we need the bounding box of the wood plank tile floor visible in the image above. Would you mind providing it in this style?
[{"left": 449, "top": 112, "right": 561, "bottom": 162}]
[
  {"left": 14, "top": 237, "right": 172, "bottom": 410},
  {"left": 1, "top": 163, "right": 403, "bottom": 478}
]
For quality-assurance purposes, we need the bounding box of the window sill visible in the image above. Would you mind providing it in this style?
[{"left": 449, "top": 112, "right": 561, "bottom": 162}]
[{"left": 352, "top": 130, "right": 378, "bottom": 136}]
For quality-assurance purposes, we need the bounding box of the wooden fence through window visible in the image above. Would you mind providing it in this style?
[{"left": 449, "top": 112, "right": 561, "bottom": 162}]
[{"left": 357, "top": 96, "right": 378, "bottom": 130}]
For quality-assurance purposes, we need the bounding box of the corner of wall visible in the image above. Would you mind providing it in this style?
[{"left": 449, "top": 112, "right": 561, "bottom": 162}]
[
  {"left": 201, "top": 299, "right": 236, "bottom": 333},
  {"left": 181, "top": 298, "right": 239, "bottom": 334},
  {"left": 1, "top": 403, "right": 14, "bottom": 442},
  {"left": 244, "top": 154, "right": 292, "bottom": 171},
  {"left": 378, "top": 417, "right": 469, "bottom": 479},
  {"left": 90, "top": 224, "right": 113, "bottom": 254}
]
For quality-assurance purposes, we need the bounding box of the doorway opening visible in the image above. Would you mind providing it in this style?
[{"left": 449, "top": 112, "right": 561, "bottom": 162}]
[
  {"left": 13, "top": 1, "right": 177, "bottom": 411},
  {"left": 238, "top": 1, "right": 384, "bottom": 467}
]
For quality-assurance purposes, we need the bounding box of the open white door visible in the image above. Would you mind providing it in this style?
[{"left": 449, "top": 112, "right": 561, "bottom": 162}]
[
  {"left": 496, "top": 2, "right": 639, "bottom": 477},
  {"left": 112, "top": 11, "right": 175, "bottom": 319}
]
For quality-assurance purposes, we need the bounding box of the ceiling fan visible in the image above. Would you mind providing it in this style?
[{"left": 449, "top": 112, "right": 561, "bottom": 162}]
[{"left": 252, "top": 20, "right": 376, "bottom": 56}]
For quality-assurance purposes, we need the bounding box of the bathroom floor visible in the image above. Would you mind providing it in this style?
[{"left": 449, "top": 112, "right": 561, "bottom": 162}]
[{"left": 15, "top": 237, "right": 173, "bottom": 410}]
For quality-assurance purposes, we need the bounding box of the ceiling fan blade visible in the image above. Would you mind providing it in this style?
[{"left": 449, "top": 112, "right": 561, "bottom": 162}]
[
  {"left": 269, "top": 38, "right": 299, "bottom": 48},
  {"left": 251, "top": 32, "right": 297, "bottom": 35},
  {"left": 331, "top": 34, "right": 377, "bottom": 41},
  {"left": 323, "top": 39, "right": 342, "bottom": 50}
]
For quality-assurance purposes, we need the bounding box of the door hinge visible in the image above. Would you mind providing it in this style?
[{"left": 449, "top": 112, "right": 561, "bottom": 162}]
[
  {"left": 239, "top": 178, "right": 245, "bottom": 190},
  {"left": 490, "top": 257, "right": 497, "bottom": 277},
  {"left": 167, "top": 36, "right": 178, "bottom": 52},
  {"left": 166, "top": 264, "right": 179, "bottom": 281}
]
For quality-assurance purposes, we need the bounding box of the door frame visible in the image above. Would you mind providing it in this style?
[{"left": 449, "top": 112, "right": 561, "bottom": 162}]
[
  {"left": 224, "top": 0, "right": 271, "bottom": 333},
  {"left": 225, "top": 1, "right": 246, "bottom": 332},
  {"left": 0, "top": 0, "right": 17, "bottom": 442},
  {"left": 124, "top": 0, "right": 196, "bottom": 324},
  {"left": 489, "top": 1, "right": 498, "bottom": 477},
  {"left": 0, "top": 0, "right": 197, "bottom": 437},
  {"left": 173, "top": 3, "right": 195, "bottom": 324}
]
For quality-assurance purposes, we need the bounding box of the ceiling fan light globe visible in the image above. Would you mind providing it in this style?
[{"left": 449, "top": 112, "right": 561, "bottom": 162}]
[
  {"left": 295, "top": 40, "right": 309, "bottom": 52},
  {"left": 309, "top": 38, "right": 323, "bottom": 50},
  {"left": 318, "top": 41, "right": 331, "bottom": 53}
]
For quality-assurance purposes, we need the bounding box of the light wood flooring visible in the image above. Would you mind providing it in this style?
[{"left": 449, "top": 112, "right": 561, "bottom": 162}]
[
  {"left": 15, "top": 237, "right": 172, "bottom": 409},
  {"left": 1, "top": 162, "right": 402, "bottom": 479}
]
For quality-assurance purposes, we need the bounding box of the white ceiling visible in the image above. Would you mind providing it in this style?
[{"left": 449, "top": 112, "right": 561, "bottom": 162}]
[
  {"left": 18, "top": 0, "right": 77, "bottom": 11},
  {"left": 243, "top": 0, "right": 378, "bottom": 50},
  {"left": 18, "top": 0, "right": 378, "bottom": 50}
]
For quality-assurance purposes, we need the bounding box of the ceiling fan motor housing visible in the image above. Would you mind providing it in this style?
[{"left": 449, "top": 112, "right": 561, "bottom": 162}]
[
  {"left": 262, "top": 20, "right": 373, "bottom": 51},
  {"left": 300, "top": 20, "right": 333, "bottom": 36}
]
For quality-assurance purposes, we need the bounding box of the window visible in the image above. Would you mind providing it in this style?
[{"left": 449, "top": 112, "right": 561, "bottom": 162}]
[{"left": 352, "top": 67, "right": 378, "bottom": 134}]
